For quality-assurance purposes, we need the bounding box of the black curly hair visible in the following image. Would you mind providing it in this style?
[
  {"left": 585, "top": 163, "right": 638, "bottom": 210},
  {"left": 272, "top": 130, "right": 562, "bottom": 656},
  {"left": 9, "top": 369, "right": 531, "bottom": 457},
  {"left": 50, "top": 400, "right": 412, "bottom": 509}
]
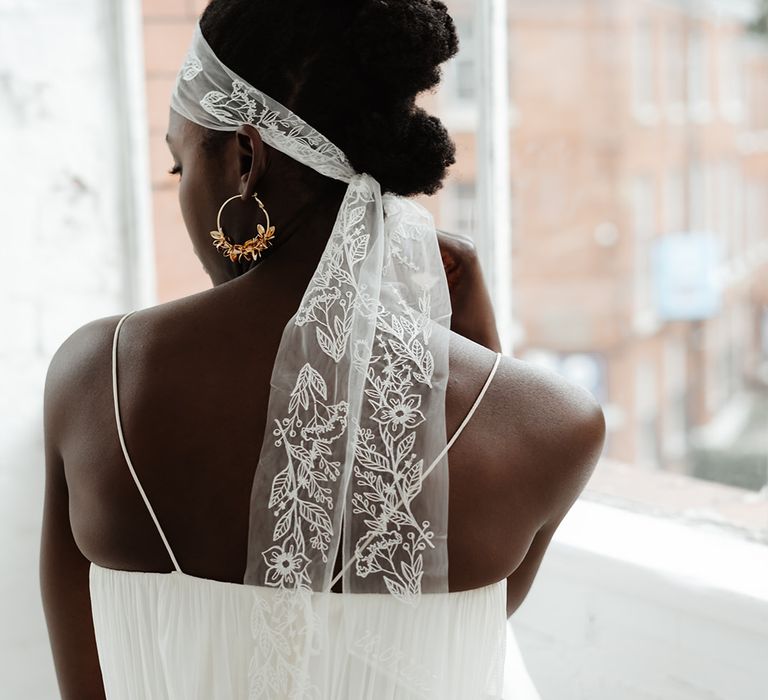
[{"left": 199, "top": 0, "right": 460, "bottom": 197}]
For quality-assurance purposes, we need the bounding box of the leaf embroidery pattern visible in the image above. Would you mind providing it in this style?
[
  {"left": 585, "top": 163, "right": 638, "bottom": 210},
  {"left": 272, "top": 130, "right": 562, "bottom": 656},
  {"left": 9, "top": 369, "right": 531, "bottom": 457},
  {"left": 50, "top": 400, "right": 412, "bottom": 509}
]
[
  {"left": 247, "top": 362, "right": 346, "bottom": 699},
  {"left": 294, "top": 178, "right": 377, "bottom": 359},
  {"left": 198, "top": 79, "right": 353, "bottom": 182},
  {"left": 249, "top": 588, "right": 323, "bottom": 700},
  {"left": 350, "top": 628, "right": 438, "bottom": 696},
  {"left": 266, "top": 364, "right": 349, "bottom": 575},
  {"left": 350, "top": 283, "right": 437, "bottom": 605},
  {"left": 180, "top": 53, "right": 203, "bottom": 81}
]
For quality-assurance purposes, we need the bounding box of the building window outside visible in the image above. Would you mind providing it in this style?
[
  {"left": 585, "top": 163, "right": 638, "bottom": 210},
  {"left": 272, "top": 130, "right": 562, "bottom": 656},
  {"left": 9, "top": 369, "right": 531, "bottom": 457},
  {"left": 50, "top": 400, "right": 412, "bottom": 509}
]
[
  {"left": 488, "top": 1, "right": 763, "bottom": 541},
  {"left": 718, "top": 36, "right": 745, "bottom": 121},
  {"left": 687, "top": 24, "right": 712, "bottom": 120},
  {"left": 631, "top": 175, "right": 657, "bottom": 331},
  {"left": 440, "top": 12, "right": 478, "bottom": 130},
  {"left": 663, "top": 336, "right": 688, "bottom": 463},
  {"left": 704, "top": 162, "right": 718, "bottom": 237},
  {"left": 440, "top": 180, "right": 478, "bottom": 237},
  {"left": 664, "top": 23, "right": 686, "bottom": 119},
  {"left": 746, "top": 181, "right": 768, "bottom": 261},
  {"left": 635, "top": 359, "right": 660, "bottom": 469},
  {"left": 718, "top": 162, "right": 734, "bottom": 266},
  {"left": 455, "top": 16, "right": 477, "bottom": 102},
  {"left": 632, "top": 17, "right": 658, "bottom": 121},
  {"left": 688, "top": 160, "right": 706, "bottom": 230},
  {"left": 432, "top": 0, "right": 768, "bottom": 541},
  {"left": 663, "top": 170, "right": 685, "bottom": 233}
]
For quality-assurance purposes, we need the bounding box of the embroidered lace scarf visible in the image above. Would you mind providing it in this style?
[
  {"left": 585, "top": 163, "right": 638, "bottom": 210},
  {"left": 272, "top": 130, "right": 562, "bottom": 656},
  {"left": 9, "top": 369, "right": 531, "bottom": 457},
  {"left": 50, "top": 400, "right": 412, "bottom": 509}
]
[{"left": 171, "top": 22, "right": 452, "bottom": 698}]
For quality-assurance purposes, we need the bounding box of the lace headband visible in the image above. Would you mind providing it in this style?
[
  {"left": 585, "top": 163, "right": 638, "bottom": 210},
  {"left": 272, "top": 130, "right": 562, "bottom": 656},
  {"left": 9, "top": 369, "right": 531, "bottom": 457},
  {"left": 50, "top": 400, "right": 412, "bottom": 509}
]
[{"left": 171, "top": 21, "right": 461, "bottom": 698}]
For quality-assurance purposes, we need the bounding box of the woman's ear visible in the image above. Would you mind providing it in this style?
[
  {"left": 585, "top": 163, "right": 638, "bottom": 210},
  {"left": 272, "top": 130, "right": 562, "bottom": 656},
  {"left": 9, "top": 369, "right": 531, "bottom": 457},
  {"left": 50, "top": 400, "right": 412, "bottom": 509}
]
[{"left": 235, "top": 124, "right": 269, "bottom": 199}]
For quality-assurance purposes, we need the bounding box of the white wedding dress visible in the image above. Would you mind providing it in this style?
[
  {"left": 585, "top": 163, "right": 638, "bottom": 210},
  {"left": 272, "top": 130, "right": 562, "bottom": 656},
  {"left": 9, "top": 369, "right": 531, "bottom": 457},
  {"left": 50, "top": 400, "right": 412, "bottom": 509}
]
[{"left": 88, "top": 311, "right": 541, "bottom": 699}]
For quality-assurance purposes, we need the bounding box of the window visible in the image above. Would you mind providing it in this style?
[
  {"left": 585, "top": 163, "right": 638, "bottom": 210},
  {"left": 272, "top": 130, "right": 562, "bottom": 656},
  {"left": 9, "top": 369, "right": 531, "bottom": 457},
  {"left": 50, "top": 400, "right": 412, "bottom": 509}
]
[
  {"left": 687, "top": 24, "right": 712, "bottom": 120},
  {"left": 439, "top": 12, "right": 479, "bottom": 130},
  {"left": 635, "top": 359, "right": 659, "bottom": 470},
  {"left": 717, "top": 162, "right": 733, "bottom": 263},
  {"left": 426, "top": 0, "right": 768, "bottom": 543},
  {"left": 688, "top": 160, "right": 705, "bottom": 230},
  {"left": 631, "top": 175, "right": 657, "bottom": 332},
  {"left": 663, "top": 170, "right": 685, "bottom": 233},
  {"left": 440, "top": 180, "right": 477, "bottom": 237},
  {"left": 632, "top": 18, "right": 657, "bottom": 120},
  {"left": 662, "top": 336, "right": 688, "bottom": 463},
  {"left": 455, "top": 18, "right": 477, "bottom": 103},
  {"left": 718, "top": 36, "right": 745, "bottom": 121},
  {"left": 664, "top": 23, "right": 686, "bottom": 119}
]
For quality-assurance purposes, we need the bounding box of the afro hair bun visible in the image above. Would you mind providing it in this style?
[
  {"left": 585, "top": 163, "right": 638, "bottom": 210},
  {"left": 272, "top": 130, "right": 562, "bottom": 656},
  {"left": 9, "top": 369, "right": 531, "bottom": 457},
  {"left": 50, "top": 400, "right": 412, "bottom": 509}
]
[
  {"left": 200, "top": 0, "right": 460, "bottom": 196},
  {"left": 348, "top": 0, "right": 459, "bottom": 99}
]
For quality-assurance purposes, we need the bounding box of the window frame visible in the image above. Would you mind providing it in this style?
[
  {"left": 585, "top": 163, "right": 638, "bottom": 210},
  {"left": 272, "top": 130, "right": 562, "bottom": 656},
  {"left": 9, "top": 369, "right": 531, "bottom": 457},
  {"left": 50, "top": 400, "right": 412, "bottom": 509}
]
[{"left": 467, "top": 0, "right": 767, "bottom": 550}]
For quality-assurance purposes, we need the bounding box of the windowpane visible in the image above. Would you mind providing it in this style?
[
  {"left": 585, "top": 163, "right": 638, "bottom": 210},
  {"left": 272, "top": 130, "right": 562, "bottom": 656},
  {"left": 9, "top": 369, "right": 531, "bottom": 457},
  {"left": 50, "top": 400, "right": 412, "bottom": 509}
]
[{"left": 426, "top": 0, "right": 768, "bottom": 541}]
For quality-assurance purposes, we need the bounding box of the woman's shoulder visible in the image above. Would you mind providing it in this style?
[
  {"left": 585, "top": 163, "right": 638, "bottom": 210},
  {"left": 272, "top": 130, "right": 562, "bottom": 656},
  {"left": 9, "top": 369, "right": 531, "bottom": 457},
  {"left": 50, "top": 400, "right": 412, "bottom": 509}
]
[
  {"left": 49, "top": 292, "right": 214, "bottom": 370},
  {"left": 46, "top": 312, "right": 128, "bottom": 396},
  {"left": 450, "top": 334, "right": 605, "bottom": 511},
  {"left": 449, "top": 333, "right": 604, "bottom": 443}
]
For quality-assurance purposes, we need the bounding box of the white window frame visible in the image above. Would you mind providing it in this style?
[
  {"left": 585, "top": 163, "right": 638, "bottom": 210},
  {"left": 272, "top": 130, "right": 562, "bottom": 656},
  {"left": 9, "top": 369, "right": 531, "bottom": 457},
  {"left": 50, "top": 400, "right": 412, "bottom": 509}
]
[
  {"left": 475, "top": 0, "right": 514, "bottom": 353},
  {"left": 467, "top": 1, "right": 768, "bottom": 637}
]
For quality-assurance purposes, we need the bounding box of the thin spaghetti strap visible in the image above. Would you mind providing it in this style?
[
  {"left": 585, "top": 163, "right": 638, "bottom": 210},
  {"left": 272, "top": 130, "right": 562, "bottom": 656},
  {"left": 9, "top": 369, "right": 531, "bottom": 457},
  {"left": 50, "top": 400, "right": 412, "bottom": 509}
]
[
  {"left": 327, "top": 351, "right": 504, "bottom": 591},
  {"left": 112, "top": 311, "right": 183, "bottom": 574},
  {"left": 421, "top": 351, "right": 503, "bottom": 483}
]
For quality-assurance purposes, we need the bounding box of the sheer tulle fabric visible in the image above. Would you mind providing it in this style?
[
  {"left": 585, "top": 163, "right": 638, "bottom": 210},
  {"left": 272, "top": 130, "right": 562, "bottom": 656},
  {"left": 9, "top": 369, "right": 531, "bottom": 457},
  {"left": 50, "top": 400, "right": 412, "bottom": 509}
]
[{"left": 90, "top": 564, "right": 521, "bottom": 699}]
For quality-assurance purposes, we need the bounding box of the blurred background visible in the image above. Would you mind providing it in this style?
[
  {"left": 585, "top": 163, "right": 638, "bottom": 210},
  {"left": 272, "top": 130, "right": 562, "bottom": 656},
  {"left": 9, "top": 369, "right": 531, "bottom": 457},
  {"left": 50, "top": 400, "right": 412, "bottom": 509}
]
[{"left": 1, "top": 0, "right": 767, "bottom": 698}]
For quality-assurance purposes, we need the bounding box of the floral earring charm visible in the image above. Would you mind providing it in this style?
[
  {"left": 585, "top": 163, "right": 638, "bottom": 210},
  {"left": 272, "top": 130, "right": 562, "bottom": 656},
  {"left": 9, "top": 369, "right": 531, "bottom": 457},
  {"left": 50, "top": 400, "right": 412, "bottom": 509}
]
[{"left": 210, "top": 193, "right": 276, "bottom": 263}]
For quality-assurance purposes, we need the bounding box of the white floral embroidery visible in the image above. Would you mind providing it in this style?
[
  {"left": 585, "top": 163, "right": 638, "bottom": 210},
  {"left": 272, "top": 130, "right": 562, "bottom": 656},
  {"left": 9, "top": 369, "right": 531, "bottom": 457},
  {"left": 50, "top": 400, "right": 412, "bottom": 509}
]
[
  {"left": 294, "top": 181, "right": 376, "bottom": 360},
  {"left": 172, "top": 20, "right": 454, "bottom": 697},
  {"left": 350, "top": 628, "right": 438, "bottom": 696},
  {"left": 267, "top": 363, "right": 349, "bottom": 567},
  {"left": 180, "top": 53, "right": 203, "bottom": 81},
  {"left": 198, "top": 80, "right": 353, "bottom": 182},
  {"left": 349, "top": 289, "right": 437, "bottom": 604},
  {"left": 370, "top": 392, "right": 425, "bottom": 437},
  {"left": 249, "top": 588, "right": 322, "bottom": 699},
  {"left": 262, "top": 543, "right": 312, "bottom": 587}
]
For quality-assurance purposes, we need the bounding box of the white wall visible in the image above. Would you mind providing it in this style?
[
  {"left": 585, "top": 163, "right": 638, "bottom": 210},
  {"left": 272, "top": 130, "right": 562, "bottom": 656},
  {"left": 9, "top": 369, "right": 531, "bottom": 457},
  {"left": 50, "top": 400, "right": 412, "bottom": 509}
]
[
  {"left": 0, "top": 0, "right": 151, "bottom": 697},
  {"left": 512, "top": 501, "right": 768, "bottom": 700}
]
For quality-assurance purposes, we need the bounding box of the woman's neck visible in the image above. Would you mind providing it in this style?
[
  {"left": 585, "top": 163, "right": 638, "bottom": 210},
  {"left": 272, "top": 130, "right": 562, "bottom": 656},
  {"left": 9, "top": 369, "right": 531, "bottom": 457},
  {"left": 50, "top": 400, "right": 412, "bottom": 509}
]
[{"left": 218, "top": 178, "right": 347, "bottom": 298}]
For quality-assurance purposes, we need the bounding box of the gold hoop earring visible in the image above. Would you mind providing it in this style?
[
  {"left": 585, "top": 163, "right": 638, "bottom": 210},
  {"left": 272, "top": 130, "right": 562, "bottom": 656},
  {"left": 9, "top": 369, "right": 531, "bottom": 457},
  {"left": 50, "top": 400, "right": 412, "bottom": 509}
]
[{"left": 209, "top": 193, "right": 276, "bottom": 263}]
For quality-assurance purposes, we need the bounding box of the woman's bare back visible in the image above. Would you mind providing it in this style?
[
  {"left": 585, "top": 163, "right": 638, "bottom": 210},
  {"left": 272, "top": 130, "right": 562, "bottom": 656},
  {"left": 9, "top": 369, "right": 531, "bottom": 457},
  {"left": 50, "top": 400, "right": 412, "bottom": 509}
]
[{"left": 54, "top": 272, "right": 604, "bottom": 615}]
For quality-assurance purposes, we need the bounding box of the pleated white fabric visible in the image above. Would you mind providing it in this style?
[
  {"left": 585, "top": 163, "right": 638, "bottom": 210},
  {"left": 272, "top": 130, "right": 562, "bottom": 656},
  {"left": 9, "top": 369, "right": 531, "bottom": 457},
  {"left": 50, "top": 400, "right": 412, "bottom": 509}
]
[
  {"left": 89, "top": 563, "right": 538, "bottom": 699},
  {"left": 91, "top": 310, "right": 542, "bottom": 699}
]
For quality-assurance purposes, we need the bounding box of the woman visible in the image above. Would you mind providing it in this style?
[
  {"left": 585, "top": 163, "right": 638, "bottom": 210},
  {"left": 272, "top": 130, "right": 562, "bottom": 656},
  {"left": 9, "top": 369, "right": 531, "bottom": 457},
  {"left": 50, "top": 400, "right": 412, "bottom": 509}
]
[{"left": 41, "top": 1, "right": 605, "bottom": 698}]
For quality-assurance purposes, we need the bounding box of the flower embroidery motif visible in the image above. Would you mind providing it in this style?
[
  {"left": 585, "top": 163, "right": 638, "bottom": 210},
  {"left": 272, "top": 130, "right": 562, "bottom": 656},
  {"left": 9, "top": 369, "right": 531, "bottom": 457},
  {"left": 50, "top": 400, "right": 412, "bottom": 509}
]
[
  {"left": 262, "top": 543, "right": 312, "bottom": 588},
  {"left": 370, "top": 392, "right": 426, "bottom": 438}
]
